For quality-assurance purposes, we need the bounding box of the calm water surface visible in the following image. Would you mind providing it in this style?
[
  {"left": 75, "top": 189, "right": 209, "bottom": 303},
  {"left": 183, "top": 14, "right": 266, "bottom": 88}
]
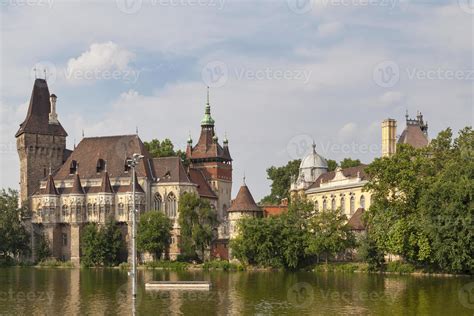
[{"left": 0, "top": 267, "right": 472, "bottom": 315}]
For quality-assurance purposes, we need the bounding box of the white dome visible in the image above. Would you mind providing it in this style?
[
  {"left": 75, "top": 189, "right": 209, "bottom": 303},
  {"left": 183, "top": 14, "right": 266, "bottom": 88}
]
[{"left": 300, "top": 145, "right": 328, "bottom": 170}]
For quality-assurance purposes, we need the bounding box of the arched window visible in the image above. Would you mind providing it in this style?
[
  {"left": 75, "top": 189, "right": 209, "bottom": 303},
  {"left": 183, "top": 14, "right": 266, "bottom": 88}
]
[
  {"left": 322, "top": 199, "right": 327, "bottom": 211},
  {"left": 69, "top": 160, "right": 77, "bottom": 174},
  {"left": 71, "top": 204, "right": 76, "bottom": 221},
  {"left": 350, "top": 196, "right": 355, "bottom": 215},
  {"left": 166, "top": 193, "right": 177, "bottom": 218},
  {"left": 62, "top": 205, "right": 68, "bottom": 217},
  {"left": 331, "top": 198, "right": 336, "bottom": 210},
  {"left": 340, "top": 197, "right": 345, "bottom": 212},
  {"left": 153, "top": 194, "right": 162, "bottom": 211},
  {"left": 49, "top": 203, "right": 55, "bottom": 221},
  {"left": 105, "top": 201, "right": 111, "bottom": 218},
  {"left": 96, "top": 158, "right": 106, "bottom": 173},
  {"left": 360, "top": 195, "right": 366, "bottom": 209},
  {"left": 99, "top": 204, "right": 105, "bottom": 221},
  {"left": 93, "top": 204, "right": 97, "bottom": 217},
  {"left": 118, "top": 203, "right": 124, "bottom": 216},
  {"left": 76, "top": 203, "right": 82, "bottom": 221}
]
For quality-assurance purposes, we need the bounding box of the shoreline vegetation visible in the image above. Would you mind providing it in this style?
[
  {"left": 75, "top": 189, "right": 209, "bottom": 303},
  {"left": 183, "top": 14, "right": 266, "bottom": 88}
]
[{"left": 1, "top": 259, "right": 471, "bottom": 277}]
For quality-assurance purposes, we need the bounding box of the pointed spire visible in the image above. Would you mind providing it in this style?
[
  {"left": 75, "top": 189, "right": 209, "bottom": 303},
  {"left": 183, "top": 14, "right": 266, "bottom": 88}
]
[
  {"left": 187, "top": 131, "right": 193, "bottom": 145},
  {"left": 70, "top": 172, "right": 85, "bottom": 195},
  {"left": 207, "top": 86, "right": 210, "bottom": 105},
  {"left": 45, "top": 173, "right": 59, "bottom": 195},
  {"left": 228, "top": 180, "right": 261, "bottom": 213},
  {"left": 136, "top": 126, "right": 139, "bottom": 135},
  {"left": 243, "top": 172, "right": 246, "bottom": 185},
  {"left": 312, "top": 140, "right": 316, "bottom": 154},
  {"left": 100, "top": 170, "right": 114, "bottom": 194},
  {"left": 223, "top": 132, "right": 228, "bottom": 145},
  {"left": 201, "top": 86, "right": 215, "bottom": 127},
  {"left": 82, "top": 129, "right": 84, "bottom": 138}
]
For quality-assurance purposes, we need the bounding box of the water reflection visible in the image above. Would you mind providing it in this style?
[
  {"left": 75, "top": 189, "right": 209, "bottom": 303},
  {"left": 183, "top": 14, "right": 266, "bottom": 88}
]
[{"left": 0, "top": 268, "right": 471, "bottom": 315}]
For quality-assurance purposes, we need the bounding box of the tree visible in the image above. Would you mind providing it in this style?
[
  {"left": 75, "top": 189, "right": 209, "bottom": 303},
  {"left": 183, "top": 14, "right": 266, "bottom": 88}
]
[
  {"left": 0, "top": 189, "right": 30, "bottom": 261},
  {"left": 36, "top": 233, "right": 51, "bottom": 262},
  {"left": 144, "top": 138, "right": 188, "bottom": 165},
  {"left": 260, "top": 159, "right": 301, "bottom": 204},
  {"left": 340, "top": 158, "right": 362, "bottom": 169},
  {"left": 137, "top": 211, "right": 173, "bottom": 260},
  {"left": 178, "top": 192, "right": 218, "bottom": 261},
  {"left": 327, "top": 159, "right": 338, "bottom": 172},
  {"left": 305, "top": 208, "right": 356, "bottom": 263},
  {"left": 81, "top": 221, "right": 124, "bottom": 267}
]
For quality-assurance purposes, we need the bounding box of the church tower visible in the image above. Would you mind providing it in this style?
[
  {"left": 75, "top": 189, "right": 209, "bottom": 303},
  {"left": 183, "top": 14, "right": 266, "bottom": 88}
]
[
  {"left": 16, "top": 79, "right": 68, "bottom": 206},
  {"left": 186, "top": 88, "right": 232, "bottom": 222}
]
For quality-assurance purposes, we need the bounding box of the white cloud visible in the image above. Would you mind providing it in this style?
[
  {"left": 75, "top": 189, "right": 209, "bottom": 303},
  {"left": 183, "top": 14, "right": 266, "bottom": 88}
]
[{"left": 317, "top": 22, "right": 344, "bottom": 37}]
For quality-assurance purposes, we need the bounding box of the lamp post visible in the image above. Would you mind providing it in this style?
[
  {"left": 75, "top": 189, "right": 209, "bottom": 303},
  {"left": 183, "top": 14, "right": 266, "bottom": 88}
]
[{"left": 126, "top": 153, "right": 144, "bottom": 311}]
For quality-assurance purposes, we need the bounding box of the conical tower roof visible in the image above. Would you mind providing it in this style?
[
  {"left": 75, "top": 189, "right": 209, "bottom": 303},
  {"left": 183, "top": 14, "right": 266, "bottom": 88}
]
[
  {"left": 100, "top": 171, "right": 114, "bottom": 193},
  {"left": 228, "top": 182, "right": 260, "bottom": 212},
  {"left": 70, "top": 173, "right": 84, "bottom": 194},
  {"left": 44, "top": 173, "right": 59, "bottom": 195}
]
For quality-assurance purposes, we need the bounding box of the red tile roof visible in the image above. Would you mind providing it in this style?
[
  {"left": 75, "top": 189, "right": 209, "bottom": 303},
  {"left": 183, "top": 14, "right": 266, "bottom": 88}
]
[
  {"left": 228, "top": 184, "right": 261, "bottom": 212},
  {"left": 151, "top": 157, "right": 191, "bottom": 183},
  {"left": 347, "top": 208, "right": 365, "bottom": 230},
  {"left": 188, "top": 168, "right": 217, "bottom": 199}
]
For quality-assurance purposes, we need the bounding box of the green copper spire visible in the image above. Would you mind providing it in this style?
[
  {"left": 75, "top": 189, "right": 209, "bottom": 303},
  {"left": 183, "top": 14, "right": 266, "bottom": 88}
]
[{"left": 201, "top": 86, "right": 215, "bottom": 126}]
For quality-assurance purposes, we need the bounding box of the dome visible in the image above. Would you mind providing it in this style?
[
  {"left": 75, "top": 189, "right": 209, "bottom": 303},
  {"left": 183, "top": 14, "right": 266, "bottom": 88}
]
[{"left": 300, "top": 143, "right": 328, "bottom": 170}]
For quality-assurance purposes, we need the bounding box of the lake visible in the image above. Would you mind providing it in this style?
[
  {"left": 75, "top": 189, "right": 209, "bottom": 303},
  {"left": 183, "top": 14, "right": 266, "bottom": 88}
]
[{"left": 0, "top": 267, "right": 472, "bottom": 315}]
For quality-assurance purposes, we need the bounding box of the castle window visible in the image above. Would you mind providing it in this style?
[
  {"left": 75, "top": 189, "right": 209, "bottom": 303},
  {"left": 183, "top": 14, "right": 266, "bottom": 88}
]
[
  {"left": 87, "top": 203, "right": 92, "bottom": 219},
  {"left": 340, "top": 197, "right": 345, "bottom": 212},
  {"left": 166, "top": 193, "right": 177, "bottom": 218},
  {"left": 322, "top": 199, "right": 327, "bottom": 211},
  {"left": 118, "top": 203, "right": 124, "bottom": 216},
  {"left": 350, "top": 196, "right": 355, "bottom": 215},
  {"left": 331, "top": 198, "right": 336, "bottom": 211},
  {"left": 153, "top": 194, "right": 162, "bottom": 211},
  {"left": 360, "top": 195, "right": 366, "bottom": 209},
  {"left": 96, "top": 159, "right": 105, "bottom": 173},
  {"left": 93, "top": 204, "right": 97, "bottom": 217},
  {"left": 99, "top": 204, "right": 105, "bottom": 221},
  {"left": 124, "top": 158, "right": 131, "bottom": 172},
  {"left": 62, "top": 205, "right": 68, "bottom": 218},
  {"left": 105, "top": 201, "right": 111, "bottom": 218},
  {"left": 76, "top": 203, "right": 82, "bottom": 221},
  {"left": 69, "top": 160, "right": 77, "bottom": 174}
]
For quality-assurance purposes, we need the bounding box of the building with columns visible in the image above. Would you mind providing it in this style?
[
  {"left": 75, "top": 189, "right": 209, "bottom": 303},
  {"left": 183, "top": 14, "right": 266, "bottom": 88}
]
[{"left": 17, "top": 79, "right": 233, "bottom": 263}]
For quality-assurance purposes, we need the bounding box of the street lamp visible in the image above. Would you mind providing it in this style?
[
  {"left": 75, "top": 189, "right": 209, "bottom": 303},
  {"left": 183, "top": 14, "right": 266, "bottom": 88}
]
[{"left": 126, "top": 153, "right": 144, "bottom": 308}]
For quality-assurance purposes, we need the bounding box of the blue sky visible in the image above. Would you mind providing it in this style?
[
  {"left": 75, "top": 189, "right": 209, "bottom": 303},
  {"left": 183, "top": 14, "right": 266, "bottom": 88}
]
[{"left": 1, "top": 0, "right": 472, "bottom": 200}]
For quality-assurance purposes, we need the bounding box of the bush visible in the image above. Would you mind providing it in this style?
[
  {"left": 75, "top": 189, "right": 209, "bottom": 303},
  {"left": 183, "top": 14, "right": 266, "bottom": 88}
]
[
  {"left": 143, "top": 261, "right": 189, "bottom": 270},
  {"left": 118, "top": 262, "right": 130, "bottom": 270},
  {"left": 312, "top": 263, "right": 359, "bottom": 273},
  {"left": 385, "top": 261, "right": 415, "bottom": 274},
  {"left": 38, "top": 258, "right": 74, "bottom": 268}
]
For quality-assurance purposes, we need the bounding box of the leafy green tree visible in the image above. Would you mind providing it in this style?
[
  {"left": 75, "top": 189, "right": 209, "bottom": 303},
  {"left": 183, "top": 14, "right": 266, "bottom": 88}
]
[
  {"left": 178, "top": 192, "right": 218, "bottom": 261},
  {"left": 137, "top": 211, "right": 173, "bottom": 260},
  {"left": 260, "top": 159, "right": 301, "bottom": 204},
  {"left": 0, "top": 189, "right": 30, "bottom": 261},
  {"left": 327, "top": 159, "right": 338, "bottom": 172},
  {"left": 36, "top": 233, "right": 51, "bottom": 262},
  {"left": 340, "top": 158, "right": 362, "bottom": 169},
  {"left": 81, "top": 221, "right": 124, "bottom": 267},
  {"left": 144, "top": 138, "right": 189, "bottom": 166},
  {"left": 356, "top": 234, "right": 385, "bottom": 271},
  {"left": 305, "top": 208, "right": 356, "bottom": 263}
]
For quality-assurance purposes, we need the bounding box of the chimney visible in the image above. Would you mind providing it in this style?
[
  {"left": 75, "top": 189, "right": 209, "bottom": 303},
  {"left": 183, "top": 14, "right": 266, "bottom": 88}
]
[
  {"left": 49, "top": 94, "right": 59, "bottom": 124},
  {"left": 382, "top": 118, "right": 397, "bottom": 157}
]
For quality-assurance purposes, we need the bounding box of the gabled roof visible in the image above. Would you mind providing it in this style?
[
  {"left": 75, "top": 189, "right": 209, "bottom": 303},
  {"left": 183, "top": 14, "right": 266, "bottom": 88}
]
[
  {"left": 188, "top": 168, "right": 218, "bottom": 199},
  {"left": 347, "top": 208, "right": 365, "bottom": 231},
  {"left": 15, "top": 79, "right": 67, "bottom": 137},
  {"left": 53, "top": 135, "right": 152, "bottom": 180},
  {"left": 151, "top": 157, "right": 191, "bottom": 183},
  {"left": 307, "top": 165, "right": 368, "bottom": 190},
  {"left": 70, "top": 173, "right": 85, "bottom": 194},
  {"left": 228, "top": 184, "right": 261, "bottom": 212},
  {"left": 398, "top": 125, "right": 429, "bottom": 148}
]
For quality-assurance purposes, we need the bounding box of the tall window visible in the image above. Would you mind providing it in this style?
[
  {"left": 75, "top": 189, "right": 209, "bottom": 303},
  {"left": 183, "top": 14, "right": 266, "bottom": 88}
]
[
  {"left": 76, "top": 203, "right": 82, "bottom": 221},
  {"left": 340, "top": 197, "right": 345, "bottom": 213},
  {"left": 331, "top": 198, "right": 336, "bottom": 210},
  {"left": 87, "top": 203, "right": 92, "bottom": 219},
  {"left": 166, "top": 193, "right": 177, "bottom": 218},
  {"left": 360, "top": 195, "right": 366, "bottom": 209},
  {"left": 62, "top": 205, "right": 68, "bottom": 218},
  {"left": 105, "top": 201, "right": 111, "bottom": 219},
  {"left": 93, "top": 204, "right": 97, "bottom": 217},
  {"left": 71, "top": 204, "right": 77, "bottom": 221},
  {"left": 49, "top": 203, "right": 56, "bottom": 221},
  {"left": 62, "top": 233, "right": 68, "bottom": 246},
  {"left": 153, "top": 194, "right": 162, "bottom": 211},
  {"left": 118, "top": 203, "right": 124, "bottom": 216},
  {"left": 99, "top": 204, "right": 105, "bottom": 221},
  {"left": 322, "top": 199, "right": 327, "bottom": 211},
  {"left": 350, "top": 196, "right": 355, "bottom": 215}
]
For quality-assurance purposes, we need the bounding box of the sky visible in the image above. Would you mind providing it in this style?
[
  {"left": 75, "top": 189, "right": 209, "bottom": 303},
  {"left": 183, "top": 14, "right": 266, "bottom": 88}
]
[{"left": 0, "top": 0, "right": 472, "bottom": 200}]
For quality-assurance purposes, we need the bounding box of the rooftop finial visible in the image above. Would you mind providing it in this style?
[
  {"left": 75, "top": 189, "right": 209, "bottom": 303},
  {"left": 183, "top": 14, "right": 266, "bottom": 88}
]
[
  {"left": 207, "top": 86, "right": 210, "bottom": 105},
  {"left": 405, "top": 109, "right": 409, "bottom": 121},
  {"left": 44, "top": 69, "right": 47, "bottom": 80},
  {"left": 312, "top": 140, "right": 316, "bottom": 153},
  {"left": 136, "top": 126, "right": 139, "bottom": 135},
  {"left": 82, "top": 129, "right": 84, "bottom": 138},
  {"left": 73, "top": 138, "right": 76, "bottom": 149},
  {"left": 33, "top": 67, "right": 38, "bottom": 79},
  {"left": 243, "top": 172, "right": 246, "bottom": 185},
  {"left": 187, "top": 131, "right": 193, "bottom": 145}
]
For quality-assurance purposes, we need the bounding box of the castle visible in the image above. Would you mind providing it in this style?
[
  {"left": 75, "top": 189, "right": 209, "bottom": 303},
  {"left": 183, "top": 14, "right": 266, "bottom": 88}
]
[{"left": 16, "top": 79, "right": 241, "bottom": 263}]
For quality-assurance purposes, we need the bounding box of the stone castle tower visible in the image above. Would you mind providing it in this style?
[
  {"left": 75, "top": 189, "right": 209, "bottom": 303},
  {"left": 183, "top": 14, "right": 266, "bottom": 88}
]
[
  {"left": 15, "top": 79, "right": 68, "bottom": 206},
  {"left": 186, "top": 88, "right": 232, "bottom": 223}
]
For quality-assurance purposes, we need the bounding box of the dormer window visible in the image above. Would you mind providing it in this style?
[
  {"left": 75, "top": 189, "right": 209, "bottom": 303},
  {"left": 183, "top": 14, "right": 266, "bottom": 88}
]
[
  {"left": 124, "top": 158, "right": 131, "bottom": 172},
  {"left": 96, "top": 159, "right": 105, "bottom": 173},
  {"left": 69, "top": 160, "right": 77, "bottom": 174}
]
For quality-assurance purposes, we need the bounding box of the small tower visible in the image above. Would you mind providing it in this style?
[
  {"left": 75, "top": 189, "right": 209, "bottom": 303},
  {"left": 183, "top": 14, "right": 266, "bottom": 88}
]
[
  {"left": 16, "top": 79, "right": 68, "bottom": 206},
  {"left": 381, "top": 118, "right": 397, "bottom": 157}
]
